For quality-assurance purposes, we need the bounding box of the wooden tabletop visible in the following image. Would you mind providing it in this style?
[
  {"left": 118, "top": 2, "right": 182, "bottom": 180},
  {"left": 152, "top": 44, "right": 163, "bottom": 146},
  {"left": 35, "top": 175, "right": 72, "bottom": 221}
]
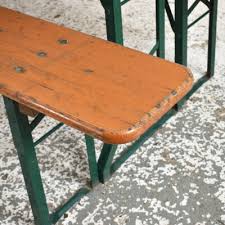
[{"left": 0, "top": 7, "right": 193, "bottom": 144}]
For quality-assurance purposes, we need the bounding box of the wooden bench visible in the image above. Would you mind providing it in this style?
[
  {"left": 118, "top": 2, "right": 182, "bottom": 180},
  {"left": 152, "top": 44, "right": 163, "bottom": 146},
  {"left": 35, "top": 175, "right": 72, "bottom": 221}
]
[{"left": 0, "top": 7, "right": 193, "bottom": 225}]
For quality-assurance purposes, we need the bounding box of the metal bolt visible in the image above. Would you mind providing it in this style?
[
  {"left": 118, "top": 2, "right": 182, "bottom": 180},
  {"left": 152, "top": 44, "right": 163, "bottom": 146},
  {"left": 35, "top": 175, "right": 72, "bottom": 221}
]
[
  {"left": 37, "top": 51, "right": 47, "bottom": 57},
  {"left": 14, "top": 66, "right": 25, "bottom": 73},
  {"left": 58, "top": 39, "right": 69, "bottom": 45}
]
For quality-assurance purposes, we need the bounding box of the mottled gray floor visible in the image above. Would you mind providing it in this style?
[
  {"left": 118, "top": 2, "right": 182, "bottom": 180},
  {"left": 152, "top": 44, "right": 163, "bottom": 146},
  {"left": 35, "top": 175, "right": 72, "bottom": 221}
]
[{"left": 0, "top": 0, "right": 225, "bottom": 225}]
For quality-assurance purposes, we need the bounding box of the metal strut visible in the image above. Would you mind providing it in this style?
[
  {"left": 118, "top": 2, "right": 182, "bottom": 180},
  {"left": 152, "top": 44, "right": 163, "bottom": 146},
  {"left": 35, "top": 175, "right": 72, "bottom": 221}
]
[{"left": 4, "top": 97, "right": 100, "bottom": 225}]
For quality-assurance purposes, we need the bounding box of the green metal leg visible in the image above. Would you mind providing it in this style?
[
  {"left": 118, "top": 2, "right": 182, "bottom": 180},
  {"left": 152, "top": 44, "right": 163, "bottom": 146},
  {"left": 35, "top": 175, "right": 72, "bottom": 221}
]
[
  {"left": 3, "top": 97, "right": 51, "bottom": 225},
  {"left": 207, "top": 0, "right": 218, "bottom": 77},
  {"left": 85, "top": 135, "right": 99, "bottom": 187},
  {"left": 156, "top": 0, "right": 165, "bottom": 58},
  {"left": 97, "top": 109, "right": 178, "bottom": 184},
  {"left": 3, "top": 98, "right": 101, "bottom": 224},
  {"left": 175, "top": 0, "right": 188, "bottom": 66},
  {"left": 98, "top": 144, "right": 117, "bottom": 183},
  {"left": 101, "top": 0, "right": 123, "bottom": 44}
]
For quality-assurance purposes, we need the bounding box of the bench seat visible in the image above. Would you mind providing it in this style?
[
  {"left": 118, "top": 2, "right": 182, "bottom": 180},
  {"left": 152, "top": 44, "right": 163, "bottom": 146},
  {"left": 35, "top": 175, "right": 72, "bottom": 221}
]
[{"left": 0, "top": 7, "right": 193, "bottom": 144}]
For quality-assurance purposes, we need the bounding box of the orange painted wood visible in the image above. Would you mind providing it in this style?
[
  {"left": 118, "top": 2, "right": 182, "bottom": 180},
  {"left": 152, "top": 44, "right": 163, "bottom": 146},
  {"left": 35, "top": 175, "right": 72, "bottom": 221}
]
[
  {"left": 19, "top": 104, "right": 39, "bottom": 117},
  {"left": 0, "top": 7, "right": 193, "bottom": 144}
]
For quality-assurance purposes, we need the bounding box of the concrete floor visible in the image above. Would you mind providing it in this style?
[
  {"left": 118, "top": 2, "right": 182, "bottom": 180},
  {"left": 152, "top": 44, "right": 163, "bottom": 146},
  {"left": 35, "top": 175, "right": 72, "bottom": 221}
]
[{"left": 0, "top": 0, "right": 225, "bottom": 224}]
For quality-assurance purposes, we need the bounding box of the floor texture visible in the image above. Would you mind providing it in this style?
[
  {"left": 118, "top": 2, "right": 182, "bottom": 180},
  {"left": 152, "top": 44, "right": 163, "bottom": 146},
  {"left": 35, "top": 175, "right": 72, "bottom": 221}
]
[{"left": 0, "top": 0, "right": 225, "bottom": 224}]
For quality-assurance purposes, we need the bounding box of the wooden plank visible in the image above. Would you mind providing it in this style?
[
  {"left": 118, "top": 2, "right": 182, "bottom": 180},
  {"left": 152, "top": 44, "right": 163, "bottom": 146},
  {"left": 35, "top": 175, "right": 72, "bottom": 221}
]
[
  {"left": 0, "top": 7, "right": 193, "bottom": 144},
  {"left": 19, "top": 104, "right": 38, "bottom": 117}
]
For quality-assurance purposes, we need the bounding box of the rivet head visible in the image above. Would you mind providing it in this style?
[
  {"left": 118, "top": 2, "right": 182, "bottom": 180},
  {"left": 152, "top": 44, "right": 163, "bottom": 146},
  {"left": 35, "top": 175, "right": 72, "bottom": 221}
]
[
  {"left": 14, "top": 66, "right": 25, "bottom": 73},
  {"left": 84, "top": 69, "right": 94, "bottom": 74},
  {"left": 58, "top": 39, "right": 69, "bottom": 45},
  {"left": 171, "top": 90, "right": 177, "bottom": 96},
  {"left": 37, "top": 51, "right": 47, "bottom": 57}
]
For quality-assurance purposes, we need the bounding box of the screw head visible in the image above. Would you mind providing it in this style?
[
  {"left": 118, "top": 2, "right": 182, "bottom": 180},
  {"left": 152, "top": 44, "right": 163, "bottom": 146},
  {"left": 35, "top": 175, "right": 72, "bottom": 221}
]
[
  {"left": 37, "top": 51, "right": 47, "bottom": 57},
  {"left": 14, "top": 66, "right": 25, "bottom": 73},
  {"left": 58, "top": 39, "right": 69, "bottom": 45}
]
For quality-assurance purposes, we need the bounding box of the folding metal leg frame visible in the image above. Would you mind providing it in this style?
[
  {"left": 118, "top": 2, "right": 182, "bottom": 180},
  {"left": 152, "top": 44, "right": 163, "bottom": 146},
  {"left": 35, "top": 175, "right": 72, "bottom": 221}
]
[
  {"left": 4, "top": 95, "right": 180, "bottom": 225},
  {"left": 100, "top": 0, "right": 166, "bottom": 58},
  {"left": 99, "top": 0, "right": 218, "bottom": 73},
  {"left": 3, "top": 1, "right": 218, "bottom": 224},
  {"left": 164, "top": 0, "right": 218, "bottom": 109},
  {"left": 100, "top": 0, "right": 218, "bottom": 104},
  {"left": 99, "top": 0, "right": 219, "bottom": 192},
  {"left": 3, "top": 97, "right": 98, "bottom": 225},
  {"left": 166, "top": 0, "right": 218, "bottom": 74}
]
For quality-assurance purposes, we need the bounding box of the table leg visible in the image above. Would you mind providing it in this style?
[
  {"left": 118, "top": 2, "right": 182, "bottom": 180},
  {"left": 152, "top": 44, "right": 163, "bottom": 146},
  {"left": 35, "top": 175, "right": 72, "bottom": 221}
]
[
  {"left": 85, "top": 135, "right": 99, "bottom": 187},
  {"left": 207, "top": 0, "right": 218, "bottom": 77},
  {"left": 98, "top": 144, "right": 117, "bottom": 183},
  {"left": 156, "top": 0, "right": 165, "bottom": 58},
  {"left": 175, "top": 0, "right": 188, "bottom": 66},
  {"left": 101, "top": 0, "right": 123, "bottom": 44}
]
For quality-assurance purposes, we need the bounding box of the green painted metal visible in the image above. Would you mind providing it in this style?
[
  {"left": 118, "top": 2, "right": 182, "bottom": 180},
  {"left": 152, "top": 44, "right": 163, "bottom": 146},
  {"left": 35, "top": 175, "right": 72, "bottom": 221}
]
[
  {"left": 175, "top": 0, "right": 188, "bottom": 66},
  {"left": 149, "top": 42, "right": 159, "bottom": 55},
  {"left": 3, "top": 97, "right": 51, "bottom": 225},
  {"left": 188, "top": 0, "right": 201, "bottom": 15},
  {"left": 207, "top": 0, "right": 218, "bottom": 77},
  {"left": 156, "top": 0, "right": 165, "bottom": 58},
  {"left": 3, "top": 98, "right": 101, "bottom": 224},
  {"left": 165, "top": 0, "right": 175, "bottom": 32},
  {"left": 2, "top": 1, "right": 219, "bottom": 223},
  {"left": 163, "top": 0, "right": 217, "bottom": 109},
  {"left": 83, "top": 0, "right": 218, "bottom": 187},
  {"left": 34, "top": 122, "right": 64, "bottom": 146},
  {"left": 98, "top": 72, "right": 212, "bottom": 180},
  {"left": 50, "top": 188, "right": 90, "bottom": 224},
  {"left": 98, "top": 144, "right": 117, "bottom": 183},
  {"left": 188, "top": 10, "right": 210, "bottom": 29},
  {"left": 30, "top": 113, "right": 45, "bottom": 131},
  {"left": 85, "top": 135, "right": 99, "bottom": 187},
  {"left": 176, "top": 74, "right": 210, "bottom": 110},
  {"left": 165, "top": 0, "right": 217, "bottom": 75},
  {"left": 101, "top": 0, "right": 123, "bottom": 44},
  {"left": 200, "top": 0, "right": 211, "bottom": 8},
  {"left": 121, "top": 0, "right": 130, "bottom": 6},
  {"left": 111, "top": 109, "right": 177, "bottom": 174}
]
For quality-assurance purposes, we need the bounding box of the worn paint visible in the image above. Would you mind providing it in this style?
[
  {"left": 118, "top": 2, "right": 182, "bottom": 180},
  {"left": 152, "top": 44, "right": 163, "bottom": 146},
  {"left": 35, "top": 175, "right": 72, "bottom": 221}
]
[
  {"left": 0, "top": 7, "right": 193, "bottom": 144},
  {"left": 0, "top": 0, "right": 225, "bottom": 225}
]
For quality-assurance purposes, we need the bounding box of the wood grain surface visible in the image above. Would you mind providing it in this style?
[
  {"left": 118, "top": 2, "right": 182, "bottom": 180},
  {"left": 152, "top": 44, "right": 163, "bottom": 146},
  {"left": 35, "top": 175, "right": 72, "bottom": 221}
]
[{"left": 0, "top": 7, "right": 193, "bottom": 144}]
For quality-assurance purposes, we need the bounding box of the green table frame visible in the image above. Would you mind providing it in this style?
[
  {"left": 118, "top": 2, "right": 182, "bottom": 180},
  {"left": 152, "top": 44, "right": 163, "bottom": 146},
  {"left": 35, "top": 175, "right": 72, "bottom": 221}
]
[
  {"left": 99, "top": 0, "right": 218, "bottom": 108},
  {"left": 2, "top": 0, "right": 218, "bottom": 224},
  {"left": 100, "top": 0, "right": 218, "bottom": 73}
]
